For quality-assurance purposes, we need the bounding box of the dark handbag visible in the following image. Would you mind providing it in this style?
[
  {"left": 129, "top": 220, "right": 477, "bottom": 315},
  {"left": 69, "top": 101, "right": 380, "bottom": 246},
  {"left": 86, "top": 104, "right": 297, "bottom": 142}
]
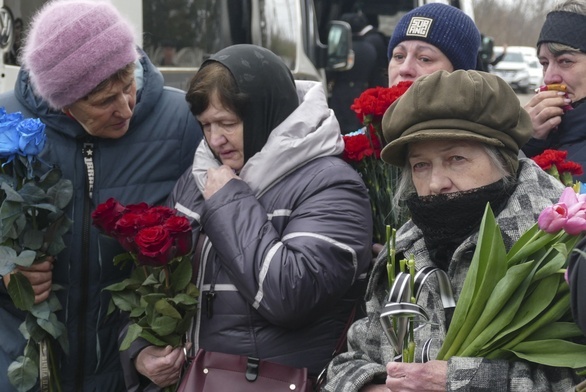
[{"left": 177, "top": 349, "right": 312, "bottom": 392}]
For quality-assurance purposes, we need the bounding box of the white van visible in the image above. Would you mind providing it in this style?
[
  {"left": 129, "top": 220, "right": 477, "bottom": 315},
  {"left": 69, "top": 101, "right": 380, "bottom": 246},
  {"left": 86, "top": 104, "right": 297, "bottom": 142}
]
[
  {"left": 491, "top": 46, "right": 543, "bottom": 93},
  {"left": 0, "top": 0, "right": 475, "bottom": 94}
]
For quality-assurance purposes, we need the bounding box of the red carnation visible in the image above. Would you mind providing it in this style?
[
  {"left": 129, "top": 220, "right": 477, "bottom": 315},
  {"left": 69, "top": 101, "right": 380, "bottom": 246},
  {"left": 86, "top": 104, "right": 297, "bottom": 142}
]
[{"left": 531, "top": 149, "right": 567, "bottom": 171}]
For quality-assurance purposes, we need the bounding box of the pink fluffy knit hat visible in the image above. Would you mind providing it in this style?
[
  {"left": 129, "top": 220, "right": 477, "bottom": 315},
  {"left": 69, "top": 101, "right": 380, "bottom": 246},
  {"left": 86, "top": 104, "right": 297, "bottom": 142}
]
[{"left": 21, "top": 0, "right": 139, "bottom": 110}]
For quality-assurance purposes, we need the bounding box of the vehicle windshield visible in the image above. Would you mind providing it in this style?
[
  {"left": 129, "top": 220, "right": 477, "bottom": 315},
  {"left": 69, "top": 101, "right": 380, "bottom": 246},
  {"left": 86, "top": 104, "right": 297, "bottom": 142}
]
[
  {"left": 501, "top": 52, "right": 525, "bottom": 62},
  {"left": 143, "top": 0, "right": 297, "bottom": 70}
]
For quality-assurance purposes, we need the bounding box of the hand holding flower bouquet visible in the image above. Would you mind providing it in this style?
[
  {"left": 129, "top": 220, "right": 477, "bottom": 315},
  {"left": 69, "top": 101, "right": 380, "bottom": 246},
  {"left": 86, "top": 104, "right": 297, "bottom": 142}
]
[
  {"left": 343, "top": 82, "right": 412, "bottom": 243},
  {"left": 0, "top": 108, "right": 73, "bottom": 392},
  {"left": 92, "top": 199, "right": 198, "bottom": 361}
]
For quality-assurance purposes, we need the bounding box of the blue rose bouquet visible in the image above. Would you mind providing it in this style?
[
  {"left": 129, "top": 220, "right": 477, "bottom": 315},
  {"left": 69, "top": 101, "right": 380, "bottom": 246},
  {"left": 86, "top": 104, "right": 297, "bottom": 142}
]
[{"left": 0, "top": 108, "right": 73, "bottom": 392}]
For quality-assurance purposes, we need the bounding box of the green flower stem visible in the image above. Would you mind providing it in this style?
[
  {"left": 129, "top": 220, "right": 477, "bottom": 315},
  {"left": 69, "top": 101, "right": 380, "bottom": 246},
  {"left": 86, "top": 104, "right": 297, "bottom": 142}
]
[
  {"left": 386, "top": 226, "right": 396, "bottom": 289},
  {"left": 47, "top": 340, "right": 62, "bottom": 392},
  {"left": 485, "top": 287, "right": 570, "bottom": 359},
  {"left": 507, "top": 229, "right": 564, "bottom": 267},
  {"left": 407, "top": 256, "right": 416, "bottom": 363},
  {"left": 164, "top": 266, "right": 170, "bottom": 290}
]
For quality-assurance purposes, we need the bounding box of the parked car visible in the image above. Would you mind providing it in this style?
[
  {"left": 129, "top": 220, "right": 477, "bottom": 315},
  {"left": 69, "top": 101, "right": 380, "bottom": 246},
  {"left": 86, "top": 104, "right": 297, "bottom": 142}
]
[{"left": 491, "top": 46, "right": 542, "bottom": 93}]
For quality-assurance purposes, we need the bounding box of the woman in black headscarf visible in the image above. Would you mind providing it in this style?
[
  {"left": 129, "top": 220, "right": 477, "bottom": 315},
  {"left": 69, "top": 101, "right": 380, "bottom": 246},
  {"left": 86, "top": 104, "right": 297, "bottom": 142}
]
[{"left": 122, "top": 44, "right": 373, "bottom": 390}]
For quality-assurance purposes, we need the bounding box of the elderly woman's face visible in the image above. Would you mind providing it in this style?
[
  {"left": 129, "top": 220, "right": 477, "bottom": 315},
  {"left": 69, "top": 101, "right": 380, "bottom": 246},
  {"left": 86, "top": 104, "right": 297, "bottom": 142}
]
[
  {"left": 408, "top": 140, "right": 504, "bottom": 196},
  {"left": 388, "top": 40, "right": 454, "bottom": 86},
  {"left": 197, "top": 93, "right": 244, "bottom": 171},
  {"left": 65, "top": 75, "right": 136, "bottom": 139},
  {"left": 539, "top": 45, "right": 586, "bottom": 102}
]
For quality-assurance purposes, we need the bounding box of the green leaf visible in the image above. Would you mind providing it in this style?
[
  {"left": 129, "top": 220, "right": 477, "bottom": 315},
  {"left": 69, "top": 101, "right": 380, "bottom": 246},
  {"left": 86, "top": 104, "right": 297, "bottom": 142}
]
[
  {"left": 170, "top": 257, "right": 193, "bottom": 292},
  {"left": 7, "top": 355, "right": 38, "bottom": 392},
  {"left": 486, "top": 273, "right": 560, "bottom": 347},
  {"left": 0, "top": 246, "right": 16, "bottom": 275},
  {"left": 37, "top": 312, "right": 66, "bottom": 340},
  {"left": 438, "top": 204, "right": 507, "bottom": 360},
  {"left": 111, "top": 291, "right": 141, "bottom": 312},
  {"left": 185, "top": 283, "right": 199, "bottom": 298},
  {"left": 139, "top": 329, "right": 168, "bottom": 347},
  {"left": 171, "top": 293, "right": 198, "bottom": 307},
  {"left": 154, "top": 299, "right": 182, "bottom": 319},
  {"left": 7, "top": 272, "right": 35, "bottom": 311},
  {"left": 142, "top": 293, "right": 166, "bottom": 305},
  {"left": 143, "top": 272, "right": 160, "bottom": 286},
  {"left": 13, "top": 250, "right": 37, "bottom": 268},
  {"left": 19, "top": 182, "right": 48, "bottom": 204},
  {"left": 486, "top": 290, "right": 571, "bottom": 359},
  {"left": 509, "top": 339, "right": 586, "bottom": 369},
  {"left": 120, "top": 323, "right": 143, "bottom": 351},
  {"left": 47, "top": 179, "right": 73, "bottom": 209},
  {"left": 0, "top": 199, "right": 24, "bottom": 241},
  {"left": 30, "top": 299, "right": 52, "bottom": 321},
  {"left": 2, "top": 182, "right": 24, "bottom": 202},
  {"left": 22, "top": 229, "right": 44, "bottom": 250},
  {"left": 130, "top": 306, "right": 146, "bottom": 318},
  {"left": 458, "top": 260, "right": 537, "bottom": 357},
  {"left": 507, "top": 227, "right": 563, "bottom": 267},
  {"left": 151, "top": 315, "right": 178, "bottom": 336},
  {"left": 526, "top": 322, "right": 584, "bottom": 341},
  {"left": 22, "top": 313, "right": 47, "bottom": 343}
]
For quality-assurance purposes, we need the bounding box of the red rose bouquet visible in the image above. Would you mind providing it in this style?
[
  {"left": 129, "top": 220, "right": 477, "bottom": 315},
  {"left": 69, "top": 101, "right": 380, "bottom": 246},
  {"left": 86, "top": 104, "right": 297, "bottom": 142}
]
[
  {"left": 531, "top": 149, "right": 583, "bottom": 187},
  {"left": 92, "top": 199, "right": 198, "bottom": 356},
  {"left": 343, "top": 82, "right": 412, "bottom": 243}
]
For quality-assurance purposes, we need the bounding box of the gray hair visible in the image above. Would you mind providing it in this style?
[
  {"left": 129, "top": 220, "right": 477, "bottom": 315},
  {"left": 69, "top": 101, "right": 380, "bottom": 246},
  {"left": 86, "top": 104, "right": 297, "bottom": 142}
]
[
  {"left": 391, "top": 144, "right": 514, "bottom": 212},
  {"left": 552, "top": 0, "right": 586, "bottom": 14}
]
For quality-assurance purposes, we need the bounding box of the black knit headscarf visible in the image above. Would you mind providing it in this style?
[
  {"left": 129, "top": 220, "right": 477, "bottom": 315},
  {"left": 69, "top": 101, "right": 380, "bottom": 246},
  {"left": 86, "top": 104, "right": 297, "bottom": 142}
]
[
  {"left": 537, "top": 11, "right": 586, "bottom": 53},
  {"left": 203, "top": 44, "right": 299, "bottom": 163}
]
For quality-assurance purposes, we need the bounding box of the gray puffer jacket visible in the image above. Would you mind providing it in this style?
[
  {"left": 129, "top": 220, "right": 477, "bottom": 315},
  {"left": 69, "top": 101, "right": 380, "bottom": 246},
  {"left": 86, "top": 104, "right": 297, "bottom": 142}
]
[{"left": 325, "top": 159, "right": 585, "bottom": 391}]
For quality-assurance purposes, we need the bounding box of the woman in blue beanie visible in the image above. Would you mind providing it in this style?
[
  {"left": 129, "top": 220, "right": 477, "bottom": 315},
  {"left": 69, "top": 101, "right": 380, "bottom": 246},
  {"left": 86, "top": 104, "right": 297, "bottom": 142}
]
[{"left": 386, "top": 3, "right": 480, "bottom": 86}]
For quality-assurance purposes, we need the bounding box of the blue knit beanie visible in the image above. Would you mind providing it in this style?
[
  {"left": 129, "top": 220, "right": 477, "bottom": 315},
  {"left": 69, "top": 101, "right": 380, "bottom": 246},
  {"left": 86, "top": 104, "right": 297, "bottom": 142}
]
[{"left": 387, "top": 3, "right": 480, "bottom": 71}]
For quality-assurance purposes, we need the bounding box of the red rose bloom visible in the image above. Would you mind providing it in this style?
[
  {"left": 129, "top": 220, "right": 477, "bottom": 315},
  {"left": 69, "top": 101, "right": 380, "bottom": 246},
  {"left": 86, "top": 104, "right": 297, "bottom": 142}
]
[
  {"left": 91, "top": 198, "right": 126, "bottom": 236},
  {"left": 125, "top": 202, "right": 149, "bottom": 214},
  {"left": 164, "top": 216, "right": 193, "bottom": 257},
  {"left": 149, "top": 206, "right": 176, "bottom": 220},
  {"left": 114, "top": 213, "right": 144, "bottom": 252},
  {"left": 135, "top": 226, "right": 174, "bottom": 266}
]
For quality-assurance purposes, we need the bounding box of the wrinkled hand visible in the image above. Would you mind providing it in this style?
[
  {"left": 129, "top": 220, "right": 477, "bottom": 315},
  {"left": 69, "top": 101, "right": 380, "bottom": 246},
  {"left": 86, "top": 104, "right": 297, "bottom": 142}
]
[
  {"left": 203, "top": 165, "right": 240, "bottom": 200},
  {"left": 385, "top": 360, "right": 447, "bottom": 392},
  {"left": 135, "top": 345, "right": 187, "bottom": 387},
  {"left": 2, "top": 257, "right": 54, "bottom": 304},
  {"left": 523, "top": 90, "right": 569, "bottom": 140}
]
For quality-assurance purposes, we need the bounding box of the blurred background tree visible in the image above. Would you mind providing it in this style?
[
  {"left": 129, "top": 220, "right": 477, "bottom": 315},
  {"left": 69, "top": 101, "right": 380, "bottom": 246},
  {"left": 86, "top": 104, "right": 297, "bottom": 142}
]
[{"left": 474, "top": 0, "right": 557, "bottom": 48}]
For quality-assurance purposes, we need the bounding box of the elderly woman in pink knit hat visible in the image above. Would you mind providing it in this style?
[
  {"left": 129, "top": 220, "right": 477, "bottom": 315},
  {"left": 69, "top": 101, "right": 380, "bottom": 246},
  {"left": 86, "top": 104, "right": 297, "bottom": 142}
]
[{"left": 0, "top": 1, "right": 201, "bottom": 391}]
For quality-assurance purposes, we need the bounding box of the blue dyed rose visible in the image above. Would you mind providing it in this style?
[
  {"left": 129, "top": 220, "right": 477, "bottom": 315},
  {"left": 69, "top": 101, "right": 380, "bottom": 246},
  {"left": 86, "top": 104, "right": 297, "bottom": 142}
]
[
  {"left": 0, "top": 108, "right": 47, "bottom": 165},
  {"left": 0, "top": 108, "right": 24, "bottom": 160},
  {"left": 17, "top": 118, "right": 46, "bottom": 157}
]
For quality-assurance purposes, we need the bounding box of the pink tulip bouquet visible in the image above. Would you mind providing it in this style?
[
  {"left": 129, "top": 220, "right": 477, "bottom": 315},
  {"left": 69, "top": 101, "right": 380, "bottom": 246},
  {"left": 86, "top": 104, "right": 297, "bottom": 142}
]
[{"left": 436, "top": 188, "right": 586, "bottom": 369}]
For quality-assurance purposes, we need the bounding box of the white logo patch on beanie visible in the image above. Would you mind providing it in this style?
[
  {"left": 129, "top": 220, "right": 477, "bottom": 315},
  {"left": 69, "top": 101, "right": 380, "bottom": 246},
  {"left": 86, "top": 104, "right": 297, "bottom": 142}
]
[{"left": 406, "top": 17, "right": 433, "bottom": 38}]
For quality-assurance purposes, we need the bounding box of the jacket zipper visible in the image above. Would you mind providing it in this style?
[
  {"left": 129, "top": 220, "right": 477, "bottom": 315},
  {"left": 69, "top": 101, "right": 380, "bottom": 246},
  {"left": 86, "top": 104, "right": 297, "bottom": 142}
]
[{"left": 75, "top": 142, "right": 95, "bottom": 390}]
